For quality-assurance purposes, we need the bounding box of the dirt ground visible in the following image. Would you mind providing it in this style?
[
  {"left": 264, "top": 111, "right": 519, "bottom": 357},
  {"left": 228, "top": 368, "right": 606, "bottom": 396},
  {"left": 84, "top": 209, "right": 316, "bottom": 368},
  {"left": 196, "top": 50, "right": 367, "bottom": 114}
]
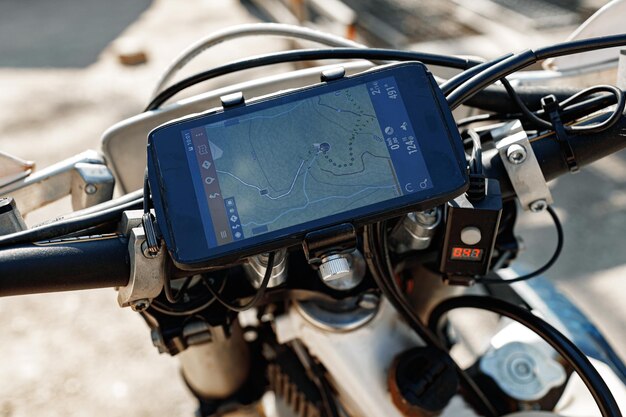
[{"left": 0, "top": 1, "right": 625, "bottom": 416}]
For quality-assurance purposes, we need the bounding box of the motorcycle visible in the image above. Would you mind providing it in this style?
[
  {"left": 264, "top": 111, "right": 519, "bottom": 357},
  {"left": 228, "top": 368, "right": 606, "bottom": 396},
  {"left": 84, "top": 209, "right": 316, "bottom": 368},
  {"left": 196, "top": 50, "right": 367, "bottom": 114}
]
[{"left": 1, "top": 2, "right": 626, "bottom": 416}]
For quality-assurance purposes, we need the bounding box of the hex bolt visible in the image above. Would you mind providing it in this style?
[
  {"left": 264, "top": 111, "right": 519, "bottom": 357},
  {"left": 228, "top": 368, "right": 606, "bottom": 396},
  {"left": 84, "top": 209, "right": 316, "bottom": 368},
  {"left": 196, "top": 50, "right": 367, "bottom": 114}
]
[
  {"left": 358, "top": 293, "right": 380, "bottom": 310},
  {"left": 529, "top": 199, "right": 548, "bottom": 212},
  {"left": 506, "top": 144, "right": 527, "bottom": 164},
  {"left": 131, "top": 299, "right": 150, "bottom": 312},
  {"left": 84, "top": 183, "right": 97, "bottom": 195}
]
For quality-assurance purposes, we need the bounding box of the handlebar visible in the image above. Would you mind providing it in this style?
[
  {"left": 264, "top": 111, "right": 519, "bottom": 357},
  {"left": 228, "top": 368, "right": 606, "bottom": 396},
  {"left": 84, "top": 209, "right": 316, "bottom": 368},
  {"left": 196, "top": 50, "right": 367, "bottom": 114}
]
[
  {"left": 484, "top": 111, "right": 626, "bottom": 199},
  {"left": 1, "top": 111, "right": 625, "bottom": 297},
  {"left": 0, "top": 234, "right": 129, "bottom": 296}
]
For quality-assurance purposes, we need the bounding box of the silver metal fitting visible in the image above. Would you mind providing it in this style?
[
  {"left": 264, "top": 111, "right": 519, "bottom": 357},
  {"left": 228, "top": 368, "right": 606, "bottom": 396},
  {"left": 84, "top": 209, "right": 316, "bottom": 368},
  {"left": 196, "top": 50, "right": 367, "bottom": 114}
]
[
  {"left": 390, "top": 208, "right": 441, "bottom": 253},
  {"left": 506, "top": 144, "right": 527, "bottom": 164},
  {"left": 496, "top": 121, "right": 553, "bottom": 211},
  {"left": 318, "top": 250, "right": 365, "bottom": 291},
  {"left": 0, "top": 198, "right": 27, "bottom": 236},
  {"left": 117, "top": 226, "right": 165, "bottom": 308},
  {"left": 0, "top": 150, "right": 114, "bottom": 215},
  {"left": 529, "top": 199, "right": 548, "bottom": 212},
  {"left": 243, "top": 249, "right": 288, "bottom": 289},
  {"left": 480, "top": 341, "right": 566, "bottom": 401},
  {"left": 319, "top": 254, "right": 351, "bottom": 282},
  {"left": 357, "top": 293, "right": 380, "bottom": 310}
]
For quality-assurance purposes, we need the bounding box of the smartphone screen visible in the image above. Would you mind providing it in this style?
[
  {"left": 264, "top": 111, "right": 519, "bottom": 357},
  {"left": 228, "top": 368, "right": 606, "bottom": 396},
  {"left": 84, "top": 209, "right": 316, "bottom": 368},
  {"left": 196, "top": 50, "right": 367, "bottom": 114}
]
[
  {"left": 181, "top": 75, "right": 433, "bottom": 249},
  {"left": 149, "top": 62, "right": 467, "bottom": 267}
]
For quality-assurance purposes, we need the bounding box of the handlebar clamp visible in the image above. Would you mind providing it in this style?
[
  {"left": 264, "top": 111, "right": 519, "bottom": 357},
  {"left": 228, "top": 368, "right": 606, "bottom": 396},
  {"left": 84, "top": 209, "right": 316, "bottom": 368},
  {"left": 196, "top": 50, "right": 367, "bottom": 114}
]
[{"left": 495, "top": 121, "right": 553, "bottom": 211}]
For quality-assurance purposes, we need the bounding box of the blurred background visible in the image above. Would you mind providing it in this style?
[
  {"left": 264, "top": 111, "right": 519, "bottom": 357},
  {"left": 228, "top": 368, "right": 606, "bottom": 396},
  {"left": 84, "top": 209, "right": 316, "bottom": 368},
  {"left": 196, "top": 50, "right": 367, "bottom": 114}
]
[{"left": 0, "top": 0, "right": 623, "bottom": 416}]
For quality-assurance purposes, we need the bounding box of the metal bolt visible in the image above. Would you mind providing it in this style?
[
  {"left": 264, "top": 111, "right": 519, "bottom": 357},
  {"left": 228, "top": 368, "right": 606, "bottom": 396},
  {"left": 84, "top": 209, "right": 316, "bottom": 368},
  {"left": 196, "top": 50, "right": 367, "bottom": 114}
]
[
  {"left": 131, "top": 299, "right": 150, "bottom": 312},
  {"left": 529, "top": 199, "right": 548, "bottom": 212},
  {"left": 358, "top": 293, "right": 380, "bottom": 310},
  {"left": 84, "top": 183, "right": 97, "bottom": 194},
  {"left": 506, "top": 144, "right": 527, "bottom": 165},
  {"left": 141, "top": 241, "right": 158, "bottom": 258}
]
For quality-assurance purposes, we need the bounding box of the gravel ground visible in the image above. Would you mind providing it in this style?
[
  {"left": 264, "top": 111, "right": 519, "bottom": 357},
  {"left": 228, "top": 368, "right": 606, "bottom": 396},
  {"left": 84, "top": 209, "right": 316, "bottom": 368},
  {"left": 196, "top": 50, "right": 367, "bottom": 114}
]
[{"left": 0, "top": 1, "right": 625, "bottom": 416}]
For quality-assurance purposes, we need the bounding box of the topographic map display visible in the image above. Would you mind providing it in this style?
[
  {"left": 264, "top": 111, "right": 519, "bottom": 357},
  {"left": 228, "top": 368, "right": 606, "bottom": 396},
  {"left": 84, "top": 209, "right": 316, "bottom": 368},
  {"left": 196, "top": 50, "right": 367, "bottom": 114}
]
[{"left": 206, "top": 82, "right": 400, "bottom": 240}]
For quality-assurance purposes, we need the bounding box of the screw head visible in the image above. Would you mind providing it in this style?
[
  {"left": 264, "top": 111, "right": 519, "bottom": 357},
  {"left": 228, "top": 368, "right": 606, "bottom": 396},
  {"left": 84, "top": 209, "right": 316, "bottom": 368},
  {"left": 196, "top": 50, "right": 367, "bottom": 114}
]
[
  {"left": 84, "top": 183, "right": 97, "bottom": 194},
  {"left": 529, "top": 199, "right": 548, "bottom": 212},
  {"left": 506, "top": 144, "right": 527, "bottom": 165},
  {"left": 131, "top": 299, "right": 150, "bottom": 312}
]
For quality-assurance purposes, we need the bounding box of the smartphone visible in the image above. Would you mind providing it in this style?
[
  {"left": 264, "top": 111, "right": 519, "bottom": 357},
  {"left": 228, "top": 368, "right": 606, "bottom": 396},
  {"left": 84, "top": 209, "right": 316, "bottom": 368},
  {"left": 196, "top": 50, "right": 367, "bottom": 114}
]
[{"left": 148, "top": 62, "right": 468, "bottom": 269}]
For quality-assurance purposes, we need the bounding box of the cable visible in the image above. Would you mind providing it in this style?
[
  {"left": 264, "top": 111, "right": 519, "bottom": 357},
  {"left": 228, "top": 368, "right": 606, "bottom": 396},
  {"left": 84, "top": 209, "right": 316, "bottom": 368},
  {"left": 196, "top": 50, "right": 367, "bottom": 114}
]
[
  {"left": 163, "top": 275, "right": 193, "bottom": 304},
  {"left": 203, "top": 251, "right": 276, "bottom": 312},
  {"left": 501, "top": 81, "right": 625, "bottom": 134},
  {"left": 153, "top": 23, "right": 367, "bottom": 97},
  {"left": 427, "top": 295, "right": 623, "bottom": 417},
  {"left": 440, "top": 53, "right": 513, "bottom": 96},
  {"left": 481, "top": 205, "right": 563, "bottom": 284},
  {"left": 0, "top": 196, "right": 142, "bottom": 248},
  {"left": 363, "top": 223, "right": 499, "bottom": 417},
  {"left": 447, "top": 33, "right": 626, "bottom": 110},
  {"left": 151, "top": 277, "right": 226, "bottom": 316},
  {"left": 146, "top": 48, "right": 481, "bottom": 110}
]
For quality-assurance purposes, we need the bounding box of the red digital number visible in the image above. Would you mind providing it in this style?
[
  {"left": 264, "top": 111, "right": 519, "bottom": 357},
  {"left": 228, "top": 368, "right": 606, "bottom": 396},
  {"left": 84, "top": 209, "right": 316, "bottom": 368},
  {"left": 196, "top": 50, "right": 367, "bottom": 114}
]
[{"left": 451, "top": 246, "right": 483, "bottom": 261}]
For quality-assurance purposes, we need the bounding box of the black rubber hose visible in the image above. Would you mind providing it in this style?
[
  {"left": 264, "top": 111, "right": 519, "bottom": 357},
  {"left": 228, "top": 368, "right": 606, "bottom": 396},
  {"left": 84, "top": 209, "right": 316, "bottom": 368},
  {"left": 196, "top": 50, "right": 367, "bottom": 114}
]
[
  {"left": 427, "top": 296, "right": 622, "bottom": 417},
  {"left": 0, "top": 198, "right": 141, "bottom": 248},
  {"left": 447, "top": 34, "right": 626, "bottom": 110},
  {"left": 146, "top": 48, "right": 481, "bottom": 110}
]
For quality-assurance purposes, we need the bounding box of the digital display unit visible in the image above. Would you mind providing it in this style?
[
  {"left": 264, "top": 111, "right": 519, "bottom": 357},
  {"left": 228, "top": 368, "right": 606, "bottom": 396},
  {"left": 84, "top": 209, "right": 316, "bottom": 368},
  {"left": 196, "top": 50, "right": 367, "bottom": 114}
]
[
  {"left": 450, "top": 247, "right": 484, "bottom": 261},
  {"left": 148, "top": 63, "right": 468, "bottom": 268}
]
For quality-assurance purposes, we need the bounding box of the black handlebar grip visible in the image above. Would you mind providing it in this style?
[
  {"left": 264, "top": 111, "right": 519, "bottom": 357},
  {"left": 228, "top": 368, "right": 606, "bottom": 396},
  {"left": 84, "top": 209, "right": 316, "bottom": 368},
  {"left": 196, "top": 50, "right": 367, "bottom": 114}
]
[
  {"left": 484, "top": 112, "right": 626, "bottom": 199},
  {"left": 0, "top": 234, "right": 130, "bottom": 297}
]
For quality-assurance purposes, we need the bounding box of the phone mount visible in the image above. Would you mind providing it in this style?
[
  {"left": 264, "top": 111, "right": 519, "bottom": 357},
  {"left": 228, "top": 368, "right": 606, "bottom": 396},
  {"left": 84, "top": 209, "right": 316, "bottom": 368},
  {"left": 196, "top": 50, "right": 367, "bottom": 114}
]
[{"left": 302, "top": 223, "right": 364, "bottom": 290}]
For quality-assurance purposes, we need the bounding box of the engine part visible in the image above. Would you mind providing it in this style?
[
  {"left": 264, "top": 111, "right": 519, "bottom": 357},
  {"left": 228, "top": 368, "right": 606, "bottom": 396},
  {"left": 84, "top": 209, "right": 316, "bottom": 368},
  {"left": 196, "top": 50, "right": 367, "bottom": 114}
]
[
  {"left": 275, "top": 299, "right": 476, "bottom": 417},
  {"left": 244, "top": 248, "right": 288, "bottom": 289},
  {"left": 388, "top": 346, "right": 459, "bottom": 417},
  {"left": 267, "top": 344, "right": 324, "bottom": 417},
  {"left": 0, "top": 198, "right": 27, "bottom": 235},
  {"left": 390, "top": 208, "right": 441, "bottom": 253},
  {"left": 480, "top": 341, "right": 567, "bottom": 403},
  {"left": 180, "top": 320, "right": 251, "bottom": 399},
  {"left": 294, "top": 293, "right": 379, "bottom": 332}
]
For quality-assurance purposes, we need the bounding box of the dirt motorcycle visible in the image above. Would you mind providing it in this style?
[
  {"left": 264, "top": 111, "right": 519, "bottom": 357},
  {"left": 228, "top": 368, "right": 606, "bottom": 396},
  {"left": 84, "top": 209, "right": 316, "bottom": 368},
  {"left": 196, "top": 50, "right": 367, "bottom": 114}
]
[{"left": 1, "top": 2, "right": 626, "bottom": 416}]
